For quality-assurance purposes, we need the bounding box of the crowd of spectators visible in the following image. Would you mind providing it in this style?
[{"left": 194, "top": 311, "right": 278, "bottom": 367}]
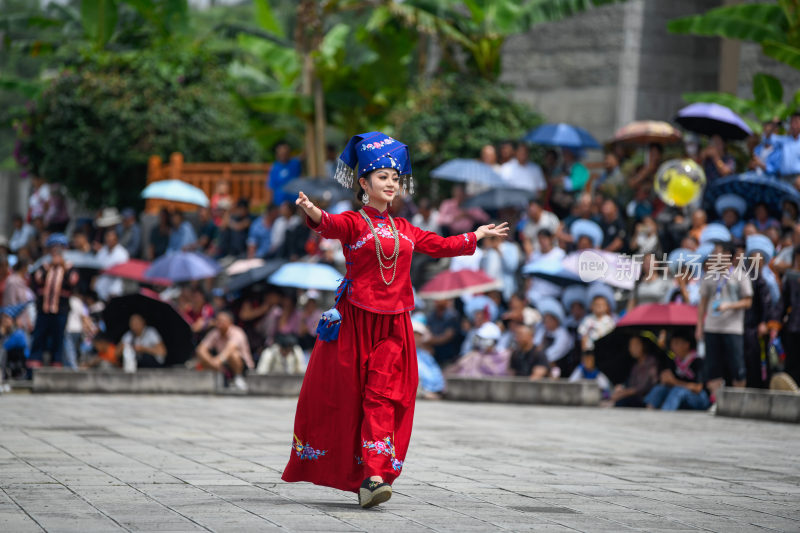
[{"left": 1, "top": 114, "right": 800, "bottom": 407}]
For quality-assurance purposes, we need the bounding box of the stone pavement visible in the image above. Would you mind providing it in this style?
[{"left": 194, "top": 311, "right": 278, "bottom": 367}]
[{"left": 1, "top": 394, "right": 799, "bottom": 533}]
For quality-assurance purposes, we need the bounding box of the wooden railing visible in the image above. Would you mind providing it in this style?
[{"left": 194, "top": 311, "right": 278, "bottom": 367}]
[{"left": 145, "top": 153, "right": 272, "bottom": 213}]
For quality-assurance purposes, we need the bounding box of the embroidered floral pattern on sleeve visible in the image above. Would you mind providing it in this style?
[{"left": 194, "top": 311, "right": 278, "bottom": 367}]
[
  {"left": 292, "top": 434, "right": 327, "bottom": 460},
  {"left": 362, "top": 435, "right": 404, "bottom": 472}
]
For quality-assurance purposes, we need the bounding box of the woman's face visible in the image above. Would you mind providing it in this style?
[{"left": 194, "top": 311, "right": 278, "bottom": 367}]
[
  {"left": 628, "top": 337, "right": 644, "bottom": 358},
  {"left": 361, "top": 168, "right": 400, "bottom": 205}
]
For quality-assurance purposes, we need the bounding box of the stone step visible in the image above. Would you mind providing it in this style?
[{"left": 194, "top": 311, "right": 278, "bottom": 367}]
[
  {"left": 716, "top": 387, "right": 800, "bottom": 424},
  {"left": 444, "top": 377, "right": 600, "bottom": 406}
]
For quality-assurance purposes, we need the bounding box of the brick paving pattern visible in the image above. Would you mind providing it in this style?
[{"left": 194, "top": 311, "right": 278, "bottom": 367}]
[{"left": 1, "top": 394, "right": 798, "bottom": 532}]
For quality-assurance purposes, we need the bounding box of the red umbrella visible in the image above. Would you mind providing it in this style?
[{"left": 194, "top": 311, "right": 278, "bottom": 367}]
[
  {"left": 617, "top": 303, "right": 697, "bottom": 328},
  {"left": 103, "top": 259, "right": 172, "bottom": 286},
  {"left": 418, "top": 269, "right": 502, "bottom": 300}
]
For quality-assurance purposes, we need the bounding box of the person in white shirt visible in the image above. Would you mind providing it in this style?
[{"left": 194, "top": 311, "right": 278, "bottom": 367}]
[
  {"left": 500, "top": 144, "right": 546, "bottom": 194},
  {"left": 519, "top": 201, "right": 560, "bottom": 259},
  {"left": 118, "top": 314, "right": 166, "bottom": 371},
  {"left": 93, "top": 228, "right": 130, "bottom": 301},
  {"left": 257, "top": 334, "right": 306, "bottom": 375}
]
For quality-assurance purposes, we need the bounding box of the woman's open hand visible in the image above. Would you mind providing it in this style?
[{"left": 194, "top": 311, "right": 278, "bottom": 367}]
[
  {"left": 475, "top": 222, "right": 510, "bottom": 241},
  {"left": 296, "top": 191, "right": 314, "bottom": 212}
]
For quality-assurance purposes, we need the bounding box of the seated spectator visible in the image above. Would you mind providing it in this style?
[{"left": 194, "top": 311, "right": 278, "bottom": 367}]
[
  {"left": 508, "top": 323, "right": 549, "bottom": 380},
  {"left": 518, "top": 200, "right": 559, "bottom": 260},
  {"left": 688, "top": 209, "right": 707, "bottom": 243},
  {"left": 568, "top": 350, "right": 611, "bottom": 397},
  {"left": 167, "top": 211, "right": 197, "bottom": 253},
  {"left": 1, "top": 310, "right": 29, "bottom": 389},
  {"left": 297, "top": 290, "right": 322, "bottom": 354},
  {"left": 561, "top": 148, "right": 590, "bottom": 195},
  {"left": 217, "top": 199, "right": 251, "bottom": 258},
  {"left": 192, "top": 207, "right": 218, "bottom": 254},
  {"left": 610, "top": 335, "right": 659, "bottom": 408},
  {"left": 500, "top": 143, "right": 546, "bottom": 194},
  {"left": 445, "top": 322, "right": 510, "bottom": 378},
  {"left": 427, "top": 298, "right": 462, "bottom": 367},
  {"left": 438, "top": 185, "right": 489, "bottom": 236},
  {"left": 94, "top": 228, "right": 130, "bottom": 301},
  {"left": 119, "top": 208, "right": 141, "bottom": 258},
  {"left": 148, "top": 209, "right": 171, "bottom": 260},
  {"left": 9, "top": 214, "right": 36, "bottom": 254},
  {"left": 196, "top": 311, "right": 254, "bottom": 391},
  {"left": 578, "top": 284, "right": 617, "bottom": 354},
  {"left": 81, "top": 333, "right": 118, "bottom": 370},
  {"left": 714, "top": 194, "right": 746, "bottom": 240},
  {"left": 570, "top": 218, "right": 604, "bottom": 251},
  {"left": 665, "top": 248, "right": 701, "bottom": 305},
  {"left": 628, "top": 253, "right": 673, "bottom": 310},
  {"left": 262, "top": 291, "right": 301, "bottom": 349},
  {"left": 459, "top": 294, "right": 498, "bottom": 356},
  {"left": 183, "top": 288, "right": 215, "bottom": 344},
  {"left": 631, "top": 216, "right": 660, "bottom": 256},
  {"left": 533, "top": 298, "right": 574, "bottom": 378},
  {"left": 750, "top": 202, "right": 780, "bottom": 234},
  {"left": 118, "top": 314, "right": 166, "bottom": 371},
  {"left": 645, "top": 332, "right": 709, "bottom": 410},
  {"left": 596, "top": 199, "right": 626, "bottom": 252},
  {"left": 247, "top": 207, "right": 276, "bottom": 259},
  {"left": 701, "top": 134, "right": 736, "bottom": 182},
  {"left": 210, "top": 180, "right": 233, "bottom": 225},
  {"left": 411, "top": 316, "right": 445, "bottom": 399},
  {"left": 256, "top": 334, "right": 305, "bottom": 375}
]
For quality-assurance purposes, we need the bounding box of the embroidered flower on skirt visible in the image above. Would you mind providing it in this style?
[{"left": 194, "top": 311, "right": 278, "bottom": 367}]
[
  {"left": 293, "top": 434, "right": 327, "bottom": 460},
  {"left": 362, "top": 436, "right": 404, "bottom": 472}
]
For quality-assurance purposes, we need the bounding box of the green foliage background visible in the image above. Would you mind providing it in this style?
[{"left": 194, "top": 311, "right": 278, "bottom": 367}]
[
  {"left": 17, "top": 48, "right": 259, "bottom": 208},
  {"left": 394, "top": 75, "right": 541, "bottom": 193}
]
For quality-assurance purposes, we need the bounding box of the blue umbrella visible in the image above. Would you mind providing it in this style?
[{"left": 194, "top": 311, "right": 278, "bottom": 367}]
[
  {"left": 268, "top": 262, "right": 343, "bottom": 291},
  {"left": 145, "top": 252, "right": 220, "bottom": 283},
  {"left": 430, "top": 159, "right": 506, "bottom": 187},
  {"left": 282, "top": 177, "right": 352, "bottom": 203},
  {"left": 705, "top": 171, "right": 800, "bottom": 218},
  {"left": 676, "top": 103, "right": 752, "bottom": 140},
  {"left": 521, "top": 257, "right": 585, "bottom": 287},
  {"left": 142, "top": 180, "right": 209, "bottom": 207},
  {"left": 523, "top": 123, "right": 601, "bottom": 149}
]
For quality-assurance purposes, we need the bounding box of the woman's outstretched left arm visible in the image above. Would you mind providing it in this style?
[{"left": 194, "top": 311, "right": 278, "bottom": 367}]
[{"left": 411, "top": 221, "right": 510, "bottom": 258}]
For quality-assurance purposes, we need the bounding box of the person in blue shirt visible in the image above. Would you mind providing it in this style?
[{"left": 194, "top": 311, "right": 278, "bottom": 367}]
[
  {"left": 268, "top": 141, "right": 302, "bottom": 206},
  {"left": 247, "top": 206, "right": 278, "bottom": 259},
  {"left": 749, "top": 118, "right": 782, "bottom": 175},
  {"left": 768, "top": 113, "right": 800, "bottom": 179},
  {"left": 166, "top": 211, "right": 197, "bottom": 253}
]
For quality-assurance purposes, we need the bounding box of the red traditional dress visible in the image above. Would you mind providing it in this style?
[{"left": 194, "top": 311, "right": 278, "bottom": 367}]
[{"left": 282, "top": 205, "right": 477, "bottom": 492}]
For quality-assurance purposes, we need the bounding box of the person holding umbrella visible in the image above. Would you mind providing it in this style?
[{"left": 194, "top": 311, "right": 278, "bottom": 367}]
[
  {"left": 700, "top": 135, "right": 736, "bottom": 182},
  {"left": 282, "top": 132, "right": 509, "bottom": 508}
]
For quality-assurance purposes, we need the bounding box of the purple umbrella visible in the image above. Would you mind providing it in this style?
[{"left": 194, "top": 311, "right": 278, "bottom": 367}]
[{"left": 675, "top": 103, "right": 752, "bottom": 140}]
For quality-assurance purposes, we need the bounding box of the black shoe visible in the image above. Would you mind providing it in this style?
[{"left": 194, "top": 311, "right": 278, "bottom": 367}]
[{"left": 358, "top": 478, "right": 392, "bottom": 508}]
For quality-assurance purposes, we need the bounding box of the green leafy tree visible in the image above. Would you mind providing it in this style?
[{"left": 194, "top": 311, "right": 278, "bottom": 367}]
[
  {"left": 393, "top": 74, "right": 542, "bottom": 193},
  {"left": 16, "top": 49, "right": 259, "bottom": 208}
]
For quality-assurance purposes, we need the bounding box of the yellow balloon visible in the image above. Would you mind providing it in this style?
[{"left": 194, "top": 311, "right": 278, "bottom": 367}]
[{"left": 665, "top": 174, "right": 699, "bottom": 207}]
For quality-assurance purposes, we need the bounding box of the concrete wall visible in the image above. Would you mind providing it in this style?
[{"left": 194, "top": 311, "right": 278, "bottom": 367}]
[{"left": 500, "top": 0, "right": 798, "bottom": 142}]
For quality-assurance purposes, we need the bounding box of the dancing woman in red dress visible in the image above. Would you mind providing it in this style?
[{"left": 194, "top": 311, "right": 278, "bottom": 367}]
[{"left": 281, "top": 132, "right": 509, "bottom": 508}]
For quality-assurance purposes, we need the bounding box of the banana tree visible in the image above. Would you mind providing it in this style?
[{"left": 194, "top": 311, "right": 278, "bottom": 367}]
[
  {"left": 681, "top": 73, "right": 800, "bottom": 134},
  {"left": 383, "top": 0, "right": 628, "bottom": 81},
  {"left": 668, "top": 0, "right": 800, "bottom": 70}
]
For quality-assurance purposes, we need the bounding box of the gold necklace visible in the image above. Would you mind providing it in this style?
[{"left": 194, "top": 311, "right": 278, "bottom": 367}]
[{"left": 359, "top": 208, "right": 400, "bottom": 286}]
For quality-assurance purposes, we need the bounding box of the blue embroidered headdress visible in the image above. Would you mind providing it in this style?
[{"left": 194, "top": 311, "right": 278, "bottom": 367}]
[{"left": 334, "top": 132, "right": 414, "bottom": 195}]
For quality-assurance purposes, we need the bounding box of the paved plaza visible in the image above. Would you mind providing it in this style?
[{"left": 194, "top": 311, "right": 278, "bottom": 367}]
[{"left": 0, "top": 394, "right": 799, "bottom": 532}]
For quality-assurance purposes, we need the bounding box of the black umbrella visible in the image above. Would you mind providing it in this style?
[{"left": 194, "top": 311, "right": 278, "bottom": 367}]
[
  {"left": 103, "top": 293, "right": 194, "bottom": 365},
  {"left": 593, "top": 329, "right": 675, "bottom": 385},
  {"left": 226, "top": 259, "right": 286, "bottom": 293},
  {"left": 282, "top": 177, "right": 351, "bottom": 203},
  {"left": 462, "top": 188, "right": 536, "bottom": 210}
]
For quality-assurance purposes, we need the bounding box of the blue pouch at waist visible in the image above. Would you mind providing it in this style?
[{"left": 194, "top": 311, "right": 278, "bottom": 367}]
[{"left": 316, "top": 308, "right": 342, "bottom": 342}]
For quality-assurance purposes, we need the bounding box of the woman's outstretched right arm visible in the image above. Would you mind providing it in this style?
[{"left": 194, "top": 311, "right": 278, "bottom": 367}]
[{"left": 296, "top": 191, "right": 356, "bottom": 242}]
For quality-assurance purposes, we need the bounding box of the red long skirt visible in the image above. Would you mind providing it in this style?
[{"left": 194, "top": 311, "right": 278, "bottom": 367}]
[{"left": 281, "top": 297, "right": 418, "bottom": 493}]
